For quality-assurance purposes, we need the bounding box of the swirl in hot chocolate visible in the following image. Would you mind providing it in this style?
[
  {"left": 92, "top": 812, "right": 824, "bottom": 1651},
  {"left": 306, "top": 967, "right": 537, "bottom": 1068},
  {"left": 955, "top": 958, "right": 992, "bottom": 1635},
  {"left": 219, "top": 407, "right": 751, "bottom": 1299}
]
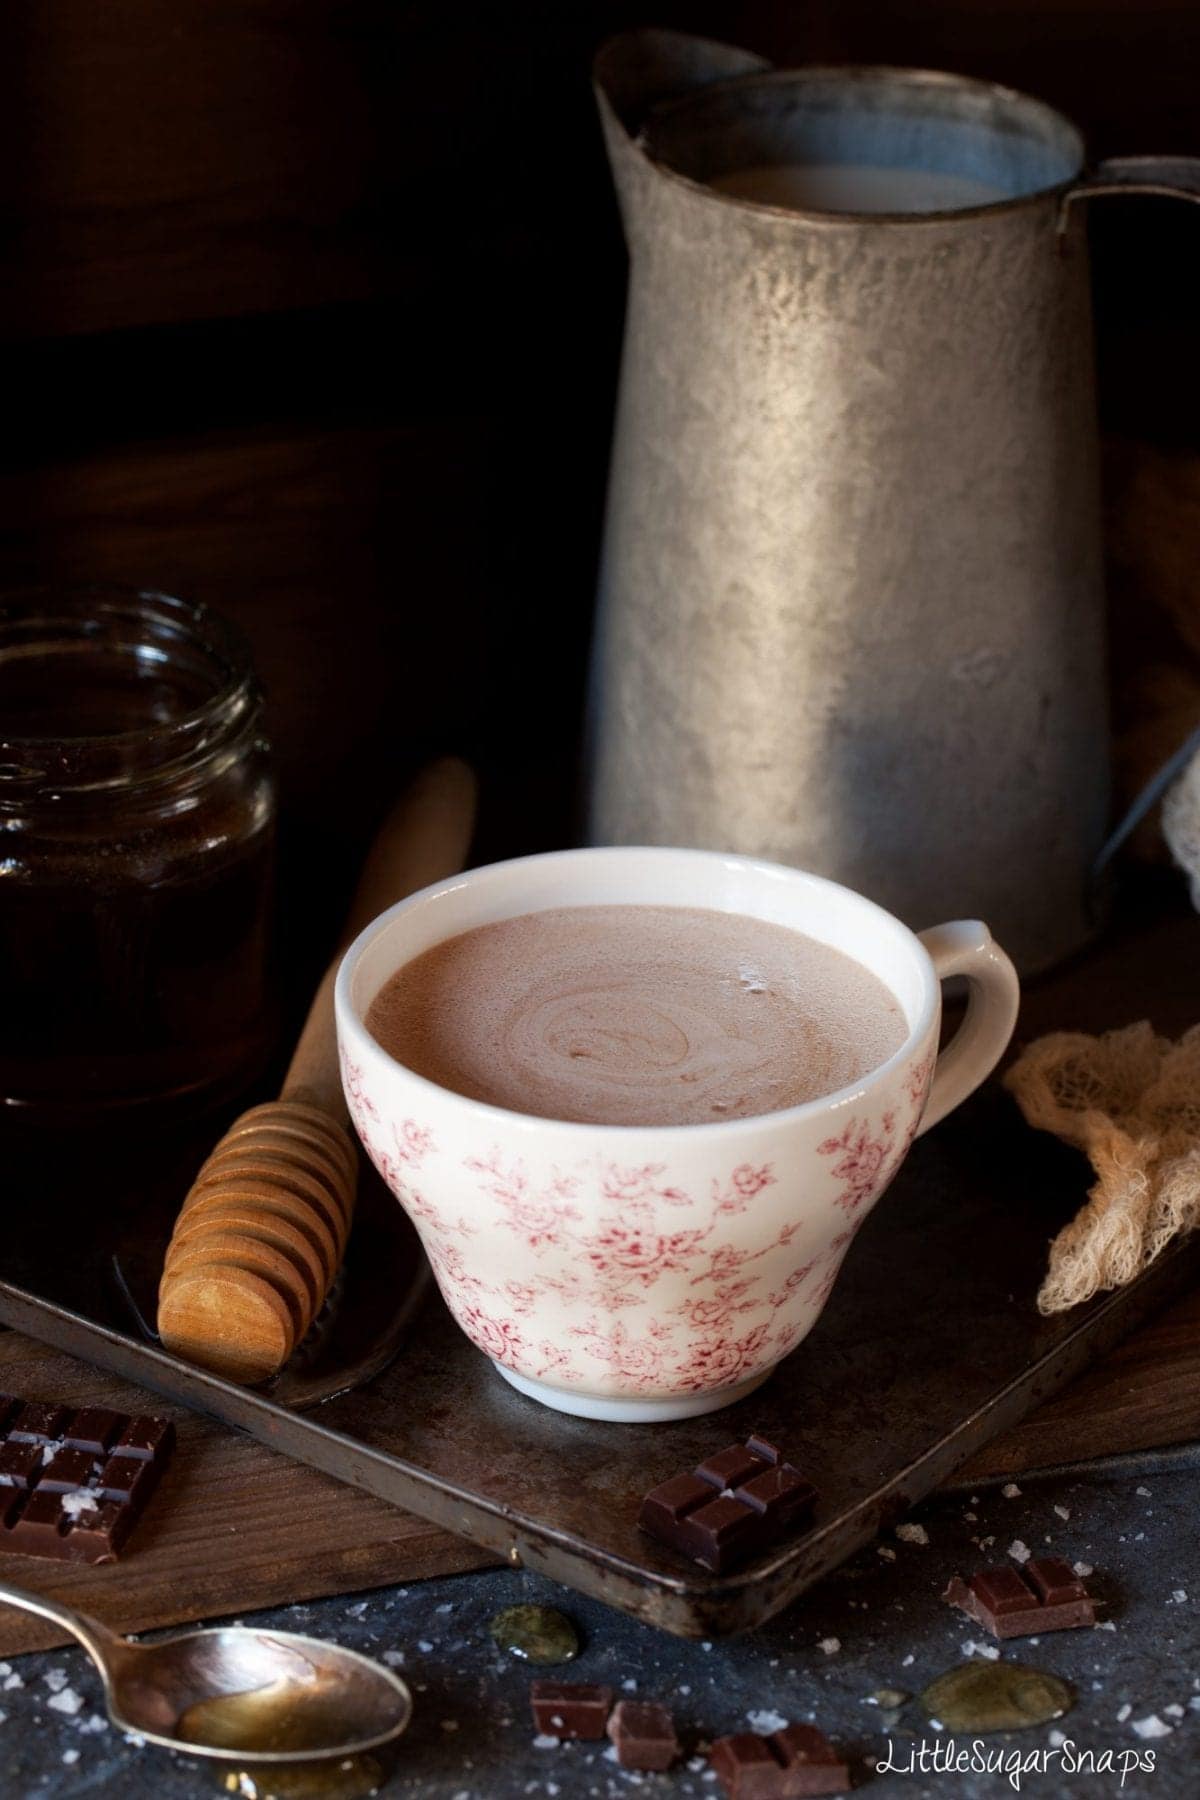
[{"left": 365, "top": 905, "right": 906, "bottom": 1128}]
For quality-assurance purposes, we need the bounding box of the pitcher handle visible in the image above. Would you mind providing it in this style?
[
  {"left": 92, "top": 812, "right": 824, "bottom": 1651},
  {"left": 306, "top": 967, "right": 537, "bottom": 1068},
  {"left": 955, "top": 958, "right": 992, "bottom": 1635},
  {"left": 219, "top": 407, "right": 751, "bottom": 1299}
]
[
  {"left": 1060, "top": 155, "right": 1200, "bottom": 223},
  {"left": 915, "top": 922, "right": 1020, "bottom": 1136}
]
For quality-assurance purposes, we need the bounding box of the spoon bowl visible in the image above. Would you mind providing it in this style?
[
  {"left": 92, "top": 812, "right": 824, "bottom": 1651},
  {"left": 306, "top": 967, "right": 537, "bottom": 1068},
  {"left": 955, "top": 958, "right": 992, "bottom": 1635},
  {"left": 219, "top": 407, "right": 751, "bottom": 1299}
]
[{"left": 0, "top": 1580, "right": 412, "bottom": 1764}]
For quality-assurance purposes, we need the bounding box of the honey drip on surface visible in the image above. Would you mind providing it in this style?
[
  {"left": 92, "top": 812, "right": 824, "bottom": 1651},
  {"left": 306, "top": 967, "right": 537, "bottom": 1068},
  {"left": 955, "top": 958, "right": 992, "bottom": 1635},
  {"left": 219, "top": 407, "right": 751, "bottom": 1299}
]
[{"left": 217, "top": 1753, "right": 387, "bottom": 1800}]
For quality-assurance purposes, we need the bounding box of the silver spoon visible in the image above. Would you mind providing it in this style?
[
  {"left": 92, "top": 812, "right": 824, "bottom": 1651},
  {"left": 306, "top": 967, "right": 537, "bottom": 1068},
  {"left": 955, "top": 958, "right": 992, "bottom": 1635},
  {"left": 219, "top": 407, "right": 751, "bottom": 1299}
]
[{"left": 0, "top": 1578, "right": 412, "bottom": 1764}]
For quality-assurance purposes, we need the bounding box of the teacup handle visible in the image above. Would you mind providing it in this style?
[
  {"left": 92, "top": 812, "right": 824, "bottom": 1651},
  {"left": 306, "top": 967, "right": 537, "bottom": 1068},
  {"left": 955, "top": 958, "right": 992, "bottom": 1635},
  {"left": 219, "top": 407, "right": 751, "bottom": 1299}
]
[{"left": 914, "top": 921, "right": 1020, "bottom": 1136}]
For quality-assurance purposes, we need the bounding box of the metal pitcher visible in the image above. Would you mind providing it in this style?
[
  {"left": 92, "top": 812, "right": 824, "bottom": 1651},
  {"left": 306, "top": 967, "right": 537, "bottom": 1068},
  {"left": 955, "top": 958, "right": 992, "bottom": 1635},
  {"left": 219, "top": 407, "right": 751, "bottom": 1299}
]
[{"left": 585, "top": 29, "right": 1200, "bottom": 972}]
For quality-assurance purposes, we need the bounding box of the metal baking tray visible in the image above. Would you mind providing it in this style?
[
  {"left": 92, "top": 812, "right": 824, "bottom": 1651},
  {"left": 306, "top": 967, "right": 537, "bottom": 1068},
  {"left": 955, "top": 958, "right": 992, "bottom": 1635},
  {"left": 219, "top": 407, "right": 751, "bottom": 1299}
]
[{"left": 2, "top": 898, "right": 1197, "bottom": 1637}]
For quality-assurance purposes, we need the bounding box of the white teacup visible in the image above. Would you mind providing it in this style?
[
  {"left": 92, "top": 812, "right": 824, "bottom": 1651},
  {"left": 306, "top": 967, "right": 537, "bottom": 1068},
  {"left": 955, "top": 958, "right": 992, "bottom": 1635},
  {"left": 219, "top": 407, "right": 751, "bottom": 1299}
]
[{"left": 335, "top": 848, "right": 1018, "bottom": 1423}]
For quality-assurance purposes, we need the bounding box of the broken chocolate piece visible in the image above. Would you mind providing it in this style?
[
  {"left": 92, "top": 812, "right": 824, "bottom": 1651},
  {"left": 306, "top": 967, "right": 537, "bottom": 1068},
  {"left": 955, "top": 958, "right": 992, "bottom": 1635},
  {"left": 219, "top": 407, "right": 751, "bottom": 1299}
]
[
  {"left": 606, "top": 1699, "right": 679, "bottom": 1771},
  {"left": 529, "top": 1680, "right": 613, "bottom": 1739},
  {"left": 710, "top": 1722, "right": 851, "bottom": 1797},
  {"left": 0, "top": 1395, "right": 174, "bottom": 1564},
  {"left": 638, "top": 1436, "right": 817, "bottom": 1573},
  {"left": 944, "top": 1558, "right": 1096, "bottom": 1639}
]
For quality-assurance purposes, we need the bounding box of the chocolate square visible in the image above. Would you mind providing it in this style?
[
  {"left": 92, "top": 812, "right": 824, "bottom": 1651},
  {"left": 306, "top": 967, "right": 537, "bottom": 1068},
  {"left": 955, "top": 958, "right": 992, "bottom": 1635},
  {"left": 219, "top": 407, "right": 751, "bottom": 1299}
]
[
  {"left": 696, "top": 1444, "right": 768, "bottom": 1491},
  {"left": 606, "top": 1699, "right": 678, "bottom": 1771},
  {"left": 529, "top": 1680, "right": 613, "bottom": 1740},
  {"left": 1025, "top": 1557, "right": 1087, "bottom": 1606},
  {"left": 38, "top": 1449, "right": 99, "bottom": 1493},
  {"left": 0, "top": 1442, "right": 42, "bottom": 1489}
]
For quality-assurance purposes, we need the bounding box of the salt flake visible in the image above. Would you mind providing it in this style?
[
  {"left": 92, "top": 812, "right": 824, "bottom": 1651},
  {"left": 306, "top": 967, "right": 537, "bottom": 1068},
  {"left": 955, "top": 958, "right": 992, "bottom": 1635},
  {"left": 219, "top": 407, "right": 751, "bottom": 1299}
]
[
  {"left": 1131, "top": 1715, "right": 1172, "bottom": 1739},
  {"left": 746, "top": 1709, "right": 788, "bottom": 1734},
  {"left": 895, "top": 1523, "right": 928, "bottom": 1546},
  {"left": 818, "top": 1637, "right": 840, "bottom": 1656},
  {"left": 1008, "top": 1540, "right": 1031, "bottom": 1564},
  {"left": 48, "top": 1688, "right": 84, "bottom": 1716},
  {"left": 1002, "top": 1483, "right": 1022, "bottom": 1498}
]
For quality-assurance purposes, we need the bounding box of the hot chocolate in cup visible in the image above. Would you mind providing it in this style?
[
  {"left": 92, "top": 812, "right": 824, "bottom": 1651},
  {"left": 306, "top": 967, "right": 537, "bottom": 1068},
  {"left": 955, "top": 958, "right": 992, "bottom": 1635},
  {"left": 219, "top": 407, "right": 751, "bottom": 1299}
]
[{"left": 335, "top": 848, "right": 1019, "bottom": 1423}]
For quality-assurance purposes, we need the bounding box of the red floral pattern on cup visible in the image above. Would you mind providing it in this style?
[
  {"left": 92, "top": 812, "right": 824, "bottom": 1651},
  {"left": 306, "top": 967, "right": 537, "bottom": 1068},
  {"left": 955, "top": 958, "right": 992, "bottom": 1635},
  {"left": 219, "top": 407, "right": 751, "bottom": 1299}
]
[{"left": 341, "top": 1047, "right": 928, "bottom": 1398}]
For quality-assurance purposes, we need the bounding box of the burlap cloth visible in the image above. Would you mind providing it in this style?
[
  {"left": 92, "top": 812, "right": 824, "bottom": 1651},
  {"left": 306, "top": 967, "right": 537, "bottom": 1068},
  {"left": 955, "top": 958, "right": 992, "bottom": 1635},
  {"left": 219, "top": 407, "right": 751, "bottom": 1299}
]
[{"left": 1003, "top": 442, "right": 1200, "bottom": 1313}]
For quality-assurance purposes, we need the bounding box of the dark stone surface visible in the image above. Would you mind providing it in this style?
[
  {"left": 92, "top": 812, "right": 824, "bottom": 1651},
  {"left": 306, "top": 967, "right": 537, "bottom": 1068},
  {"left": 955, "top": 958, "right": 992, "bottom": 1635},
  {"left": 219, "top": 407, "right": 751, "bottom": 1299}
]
[{"left": 0, "top": 1466, "right": 1195, "bottom": 1798}]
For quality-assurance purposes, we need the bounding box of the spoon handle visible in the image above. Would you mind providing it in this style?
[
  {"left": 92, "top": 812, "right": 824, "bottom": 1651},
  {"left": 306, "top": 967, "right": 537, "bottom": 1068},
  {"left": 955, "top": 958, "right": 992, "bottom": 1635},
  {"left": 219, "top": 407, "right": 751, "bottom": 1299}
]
[{"left": 0, "top": 1577, "right": 123, "bottom": 1672}]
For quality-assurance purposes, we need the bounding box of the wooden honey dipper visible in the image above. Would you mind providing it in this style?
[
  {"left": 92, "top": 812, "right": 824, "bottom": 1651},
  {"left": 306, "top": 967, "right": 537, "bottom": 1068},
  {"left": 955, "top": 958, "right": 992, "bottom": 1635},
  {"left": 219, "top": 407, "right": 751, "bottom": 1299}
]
[{"left": 157, "top": 756, "right": 477, "bottom": 1384}]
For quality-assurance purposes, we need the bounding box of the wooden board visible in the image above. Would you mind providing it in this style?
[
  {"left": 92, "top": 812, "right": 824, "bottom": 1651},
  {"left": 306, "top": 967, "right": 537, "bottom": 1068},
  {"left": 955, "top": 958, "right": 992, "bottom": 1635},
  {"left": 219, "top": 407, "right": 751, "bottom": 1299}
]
[
  {"left": 0, "top": 1332, "right": 495, "bottom": 1657},
  {"left": 959, "top": 1279, "right": 1200, "bottom": 1482}
]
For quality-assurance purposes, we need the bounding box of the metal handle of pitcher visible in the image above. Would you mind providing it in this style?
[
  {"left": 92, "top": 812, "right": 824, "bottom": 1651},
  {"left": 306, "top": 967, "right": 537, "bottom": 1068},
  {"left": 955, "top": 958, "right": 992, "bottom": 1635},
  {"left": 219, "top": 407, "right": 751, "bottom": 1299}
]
[{"left": 1061, "top": 154, "right": 1200, "bottom": 221}]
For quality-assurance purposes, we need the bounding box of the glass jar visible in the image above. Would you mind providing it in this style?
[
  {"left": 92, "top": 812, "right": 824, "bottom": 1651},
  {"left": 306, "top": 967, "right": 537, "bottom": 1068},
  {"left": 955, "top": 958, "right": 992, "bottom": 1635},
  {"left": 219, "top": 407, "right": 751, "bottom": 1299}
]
[{"left": 0, "top": 587, "right": 277, "bottom": 1126}]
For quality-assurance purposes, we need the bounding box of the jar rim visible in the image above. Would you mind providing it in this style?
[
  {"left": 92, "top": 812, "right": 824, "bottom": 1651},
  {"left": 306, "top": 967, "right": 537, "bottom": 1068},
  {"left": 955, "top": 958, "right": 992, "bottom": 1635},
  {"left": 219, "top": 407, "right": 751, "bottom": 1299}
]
[{"left": 0, "top": 585, "right": 261, "bottom": 799}]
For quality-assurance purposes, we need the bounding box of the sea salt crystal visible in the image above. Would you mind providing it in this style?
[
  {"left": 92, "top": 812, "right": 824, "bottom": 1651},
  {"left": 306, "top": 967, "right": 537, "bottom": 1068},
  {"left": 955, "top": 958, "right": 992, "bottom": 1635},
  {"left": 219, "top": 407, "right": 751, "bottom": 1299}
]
[
  {"left": 962, "top": 1641, "right": 1000, "bottom": 1662},
  {"left": 4, "top": 1672, "right": 23, "bottom": 1690},
  {"left": 1048, "top": 1729, "right": 1067, "bottom": 1747},
  {"left": 895, "top": 1523, "right": 928, "bottom": 1545},
  {"left": 78, "top": 1714, "right": 108, "bottom": 1734},
  {"left": 1131, "top": 1715, "right": 1172, "bottom": 1739},
  {"left": 344, "top": 1601, "right": 368, "bottom": 1619},
  {"left": 1164, "top": 1704, "right": 1185, "bottom": 1719},
  {"left": 1136, "top": 1485, "right": 1151, "bottom": 1496},
  {"left": 1172, "top": 1590, "right": 1188, "bottom": 1604},
  {"left": 417, "top": 1640, "right": 433, "bottom": 1653},
  {"left": 533, "top": 1734, "right": 561, "bottom": 1750},
  {"left": 62, "top": 1749, "right": 80, "bottom": 1766},
  {"left": 819, "top": 1638, "right": 841, "bottom": 1656},
  {"left": 1008, "top": 1540, "right": 1032, "bottom": 1564},
  {"left": 622, "top": 1678, "right": 638, "bottom": 1691},
  {"left": 440, "top": 1719, "right": 459, "bottom": 1732},
  {"left": 382, "top": 1649, "right": 405, "bottom": 1666},
  {"left": 40, "top": 1440, "right": 66, "bottom": 1464},
  {"left": 435, "top": 1603, "right": 454, "bottom": 1614},
  {"left": 60, "top": 1491, "right": 99, "bottom": 1519},
  {"left": 877, "top": 1547, "right": 896, "bottom": 1562},
  {"left": 1073, "top": 1562, "right": 1093, "bottom": 1578},
  {"left": 1116, "top": 1704, "right": 1132, "bottom": 1722},
  {"left": 1002, "top": 1483, "right": 1022, "bottom": 1498},
  {"left": 902, "top": 1654, "right": 915, "bottom": 1667},
  {"left": 48, "top": 1688, "right": 84, "bottom": 1716},
  {"left": 1096, "top": 1620, "right": 1117, "bottom": 1632},
  {"left": 44, "top": 1669, "right": 70, "bottom": 1693},
  {"left": 1053, "top": 1506, "right": 1070, "bottom": 1521},
  {"left": 746, "top": 1710, "right": 788, "bottom": 1734}
]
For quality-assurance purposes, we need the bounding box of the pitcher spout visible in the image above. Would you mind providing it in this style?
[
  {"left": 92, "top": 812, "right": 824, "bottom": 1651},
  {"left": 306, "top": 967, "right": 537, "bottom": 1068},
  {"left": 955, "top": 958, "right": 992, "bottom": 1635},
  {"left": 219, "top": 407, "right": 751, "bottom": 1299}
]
[{"left": 593, "top": 28, "right": 769, "bottom": 229}]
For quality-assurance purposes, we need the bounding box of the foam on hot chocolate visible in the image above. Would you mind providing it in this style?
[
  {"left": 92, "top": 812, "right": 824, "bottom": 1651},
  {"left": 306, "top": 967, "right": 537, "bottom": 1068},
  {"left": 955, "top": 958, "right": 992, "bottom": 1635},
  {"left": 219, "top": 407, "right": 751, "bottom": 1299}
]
[{"left": 365, "top": 905, "right": 906, "bottom": 1128}]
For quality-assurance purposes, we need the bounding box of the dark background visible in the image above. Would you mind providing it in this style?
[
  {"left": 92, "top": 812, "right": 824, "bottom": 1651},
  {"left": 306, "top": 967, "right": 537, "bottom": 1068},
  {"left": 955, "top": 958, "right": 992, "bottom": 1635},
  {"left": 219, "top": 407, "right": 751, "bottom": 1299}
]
[{"left": 1, "top": 1, "right": 1197, "bottom": 993}]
